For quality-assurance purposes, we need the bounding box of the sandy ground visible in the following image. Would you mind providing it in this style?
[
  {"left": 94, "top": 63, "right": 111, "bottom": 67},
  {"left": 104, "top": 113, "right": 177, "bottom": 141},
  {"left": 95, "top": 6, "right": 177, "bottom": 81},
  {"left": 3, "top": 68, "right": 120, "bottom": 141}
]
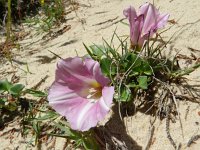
[{"left": 1, "top": 0, "right": 200, "bottom": 149}]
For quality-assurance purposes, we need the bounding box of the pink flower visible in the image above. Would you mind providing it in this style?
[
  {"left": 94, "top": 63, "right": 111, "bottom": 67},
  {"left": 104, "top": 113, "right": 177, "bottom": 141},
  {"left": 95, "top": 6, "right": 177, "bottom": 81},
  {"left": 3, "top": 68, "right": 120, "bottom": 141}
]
[
  {"left": 48, "top": 57, "right": 114, "bottom": 131},
  {"left": 124, "top": 3, "right": 169, "bottom": 49}
]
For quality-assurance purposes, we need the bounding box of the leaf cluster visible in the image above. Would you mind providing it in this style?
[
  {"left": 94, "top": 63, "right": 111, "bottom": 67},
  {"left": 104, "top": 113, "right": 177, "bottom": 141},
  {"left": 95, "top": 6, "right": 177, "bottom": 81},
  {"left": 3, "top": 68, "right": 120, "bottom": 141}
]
[
  {"left": 0, "top": 79, "right": 25, "bottom": 111},
  {"left": 84, "top": 32, "right": 200, "bottom": 105},
  {"left": 22, "top": 94, "right": 99, "bottom": 149},
  {"left": 0, "top": 78, "right": 99, "bottom": 149},
  {"left": 84, "top": 35, "right": 153, "bottom": 102},
  {"left": 24, "top": 0, "right": 66, "bottom": 32}
]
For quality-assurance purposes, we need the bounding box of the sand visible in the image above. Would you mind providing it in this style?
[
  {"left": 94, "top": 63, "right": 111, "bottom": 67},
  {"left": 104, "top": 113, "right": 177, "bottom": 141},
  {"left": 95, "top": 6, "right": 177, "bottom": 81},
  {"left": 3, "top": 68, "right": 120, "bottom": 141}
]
[{"left": 1, "top": 0, "right": 200, "bottom": 149}]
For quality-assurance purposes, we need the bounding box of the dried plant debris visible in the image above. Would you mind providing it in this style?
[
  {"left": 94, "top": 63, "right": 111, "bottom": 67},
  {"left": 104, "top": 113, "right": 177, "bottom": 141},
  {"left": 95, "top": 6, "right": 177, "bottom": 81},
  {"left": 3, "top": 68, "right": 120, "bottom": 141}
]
[
  {"left": 187, "top": 134, "right": 200, "bottom": 147},
  {"left": 41, "top": 25, "right": 71, "bottom": 44}
]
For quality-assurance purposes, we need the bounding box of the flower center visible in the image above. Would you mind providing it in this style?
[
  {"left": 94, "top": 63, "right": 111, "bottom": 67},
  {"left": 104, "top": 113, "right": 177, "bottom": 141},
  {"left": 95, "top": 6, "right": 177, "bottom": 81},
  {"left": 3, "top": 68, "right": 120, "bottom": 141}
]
[{"left": 87, "top": 82, "right": 102, "bottom": 100}]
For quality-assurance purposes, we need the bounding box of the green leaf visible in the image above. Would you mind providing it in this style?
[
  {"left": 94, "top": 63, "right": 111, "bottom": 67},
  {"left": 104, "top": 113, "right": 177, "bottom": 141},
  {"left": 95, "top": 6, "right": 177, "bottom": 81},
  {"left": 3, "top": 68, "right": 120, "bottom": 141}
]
[
  {"left": 123, "top": 53, "right": 142, "bottom": 72},
  {"left": 120, "top": 85, "right": 131, "bottom": 102},
  {"left": 9, "top": 84, "right": 25, "bottom": 96},
  {"left": 0, "top": 79, "right": 12, "bottom": 92},
  {"left": 89, "top": 45, "right": 105, "bottom": 58},
  {"left": 32, "top": 121, "right": 39, "bottom": 134},
  {"left": 103, "top": 39, "right": 119, "bottom": 59},
  {"left": 100, "top": 58, "right": 116, "bottom": 76},
  {"left": 83, "top": 43, "right": 96, "bottom": 60},
  {"left": 83, "top": 136, "right": 100, "bottom": 150},
  {"left": 137, "top": 76, "right": 148, "bottom": 89},
  {"left": 172, "top": 63, "right": 200, "bottom": 77},
  {"left": 34, "top": 111, "right": 58, "bottom": 121},
  {"left": 142, "top": 61, "right": 153, "bottom": 75},
  {"left": 0, "top": 98, "right": 6, "bottom": 108},
  {"left": 5, "top": 102, "right": 18, "bottom": 111},
  {"left": 129, "top": 71, "right": 140, "bottom": 76},
  {"left": 126, "top": 53, "right": 142, "bottom": 65},
  {"left": 123, "top": 53, "right": 153, "bottom": 76},
  {"left": 127, "top": 83, "right": 137, "bottom": 88},
  {"left": 25, "top": 89, "right": 47, "bottom": 97},
  {"left": 52, "top": 121, "right": 78, "bottom": 139}
]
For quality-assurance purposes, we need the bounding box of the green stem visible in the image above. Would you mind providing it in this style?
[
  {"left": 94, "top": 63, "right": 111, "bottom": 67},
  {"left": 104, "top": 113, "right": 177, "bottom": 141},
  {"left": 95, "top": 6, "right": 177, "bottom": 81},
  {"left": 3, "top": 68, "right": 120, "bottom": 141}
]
[
  {"left": 6, "top": 0, "right": 12, "bottom": 41},
  {"left": 173, "top": 63, "right": 200, "bottom": 77}
]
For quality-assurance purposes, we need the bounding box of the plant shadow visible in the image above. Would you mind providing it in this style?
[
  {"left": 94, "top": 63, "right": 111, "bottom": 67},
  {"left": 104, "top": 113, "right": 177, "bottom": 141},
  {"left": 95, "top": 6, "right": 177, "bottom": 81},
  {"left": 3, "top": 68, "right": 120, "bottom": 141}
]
[
  {"left": 95, "top": 104, "right": 142, "bottom": 150},
  {"left": 0, "top": 98, "right": 29, "bottom": 130}
]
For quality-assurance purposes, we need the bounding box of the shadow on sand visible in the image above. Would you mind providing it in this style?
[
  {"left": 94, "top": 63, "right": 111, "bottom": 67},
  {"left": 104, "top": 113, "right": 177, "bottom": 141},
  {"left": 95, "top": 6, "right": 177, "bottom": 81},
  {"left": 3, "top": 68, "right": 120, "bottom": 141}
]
[{"left": 95, "top": 104, "right": 142, "bottom": 150}]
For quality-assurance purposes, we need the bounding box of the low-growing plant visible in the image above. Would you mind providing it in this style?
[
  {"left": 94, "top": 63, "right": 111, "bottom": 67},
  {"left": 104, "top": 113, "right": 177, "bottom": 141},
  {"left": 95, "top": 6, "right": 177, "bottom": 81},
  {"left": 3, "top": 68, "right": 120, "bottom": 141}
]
[
  {"left": 0, "top": 0, "right": 41, "bottom": 25},
  {"left": 0, "top": 79, "right": 25, "bottom": 112},
  {"left": 84, "top": 31, "right": 200, "bottom": 118},
  {"left": 0, "top": 78, "right": 99, "bottom": 149},
  {"left": 1, "top": 2, "right": 200, "bottom": 150},
  {"left": 24, "top": 0, "right": 66, "bottom": 32},
  {"left": 21, "top": 92, "right": 99, "bottom": 149},
  {"left": 46, "top": 2, "right": 200, "bottom": 149},
  {"left": 0, "top": 0, "right": 66, "bottom": 61}
]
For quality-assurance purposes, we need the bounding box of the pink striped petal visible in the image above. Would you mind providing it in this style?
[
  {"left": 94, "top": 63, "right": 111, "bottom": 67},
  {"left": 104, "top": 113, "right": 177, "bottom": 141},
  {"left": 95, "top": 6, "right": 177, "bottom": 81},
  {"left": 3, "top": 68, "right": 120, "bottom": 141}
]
[
  {"left": 48, "top": 57, "right": 114, "bottom": 131},
  {"left": 55, "top": 57, "right": 110, "bottom": 98},
  {"left": 130, "top": 15, "right": 144, "bottom": 47},
  {"left": 124, "top": 3, "right": 169, "bottom": 48},
  {"left": 139, "top": 3, "right": 169, "bottom": 36},
  {"left": 84, "top": 58, "right": 110, "bottom": 86},
  {"left": 123, "top": 6, "right": 137, "bottom": 27},
  {"left": 156, "top": 13, "right": 170, "bottom": 29},
  {"left": 139, "top": 3, "right": 158, "bottom": 35},
  {"left": 48, "top": 82, "right": 114, "bottom": 131},
  {"left": 70, "top": 86, "right": 114, "bottom": 131}
]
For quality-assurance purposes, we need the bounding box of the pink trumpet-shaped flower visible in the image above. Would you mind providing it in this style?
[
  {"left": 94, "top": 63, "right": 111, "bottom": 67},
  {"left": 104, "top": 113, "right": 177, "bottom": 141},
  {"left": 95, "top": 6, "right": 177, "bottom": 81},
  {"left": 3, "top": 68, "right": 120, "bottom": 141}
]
[
  {"left": 124, "top": 3, "right": 169, "bottom": 49},
  {"left": 48, "top": 57, "right": 114, "bottom": 131}
]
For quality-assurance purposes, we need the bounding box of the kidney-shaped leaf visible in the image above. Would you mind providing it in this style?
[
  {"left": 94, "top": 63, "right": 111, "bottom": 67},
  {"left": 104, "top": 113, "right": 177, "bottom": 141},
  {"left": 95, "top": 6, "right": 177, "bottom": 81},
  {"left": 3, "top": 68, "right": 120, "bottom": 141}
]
[
  {"left": 100, "top": 58, "right": 116, "bottom": 76},
  {"left": 137, "top": 76, "right": 148, "bottom": 89},
  {"left": 9, "top": 84, "right": 25, "bottom": 96},
  {"left": 120, "top": 85, "right": 131, "bottom": 102},
  {"left": 0, "top": 79, "right": 12, "bottom": 92}
]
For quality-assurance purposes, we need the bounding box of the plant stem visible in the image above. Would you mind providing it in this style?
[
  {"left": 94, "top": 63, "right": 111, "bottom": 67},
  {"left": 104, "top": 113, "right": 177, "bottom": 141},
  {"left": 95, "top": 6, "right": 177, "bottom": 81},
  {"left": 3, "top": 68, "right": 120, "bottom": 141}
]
[{"left": 6, "top": 0, "right": 12, "bottom": 41}]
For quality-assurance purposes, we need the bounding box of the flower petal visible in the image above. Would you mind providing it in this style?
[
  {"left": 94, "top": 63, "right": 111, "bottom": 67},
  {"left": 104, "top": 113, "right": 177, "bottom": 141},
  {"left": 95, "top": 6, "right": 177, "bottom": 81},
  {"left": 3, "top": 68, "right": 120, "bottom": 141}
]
[
  {"left": 139, "top": 3, "right": 158, "bottom": 36},
  {"left": 139, "top": 3, "right": 169, "bottom": 36},
  {"left": 124, "top": 6, "right": 137, "bottom": 43},
  {"left": 156, "top": 13, "right": 170, "bottom": 29},
  {"left": 123, "top": 6, "right": 137, "bottom": 26},
  {"left": 48, "top": 81, "right": 91, "bottom": 130},
  {"left": 101, "top": 86, "right": 115, "bottom": 108},
  {"left": 55, "top": 57, "right": 105, "bottom": 97},
  {"left": 56, "top": 58, "right": 90, "bottom": 89},
  {"left": 131, "top": 15, "right": 145, "bottom": 47},
  {"left": 48, "top": 81, "right": 83, "bottom": 116},
  {"left": 57, "top": 57, "right": 91, "bottom": 80},
  {"left": 48, "top": 57, "right": 114, "bottom": 131},
  {"left": 72, "top": 86, "right": 115, "bottom": 131},
  {"left": 48, "top": 85, "right": 114, "bottom": 131},
  {"left": 84, "top": 58, "right": 110, "bottom": 86}
]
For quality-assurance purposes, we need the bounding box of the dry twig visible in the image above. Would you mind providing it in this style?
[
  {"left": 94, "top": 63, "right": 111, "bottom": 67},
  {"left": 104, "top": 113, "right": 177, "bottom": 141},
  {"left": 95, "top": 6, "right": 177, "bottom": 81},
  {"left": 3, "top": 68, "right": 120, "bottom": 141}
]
[
  {"left": 184, "top": 106, "right": 190, "bottom": 120},
  {"left": 166, "top": 105, "right": 177, "bottom": 149},
  {"left": 92, "top": 17, "right": 119, "bottom": 26},
  {"left": 144, "top": 125, "right": 155, "bottom": 150},
  {"left": 32, "top": 75, "right": 49, "bottom": 90},
  {"left": 187, "top": 134, "right": 200, "bottom": 147}
]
